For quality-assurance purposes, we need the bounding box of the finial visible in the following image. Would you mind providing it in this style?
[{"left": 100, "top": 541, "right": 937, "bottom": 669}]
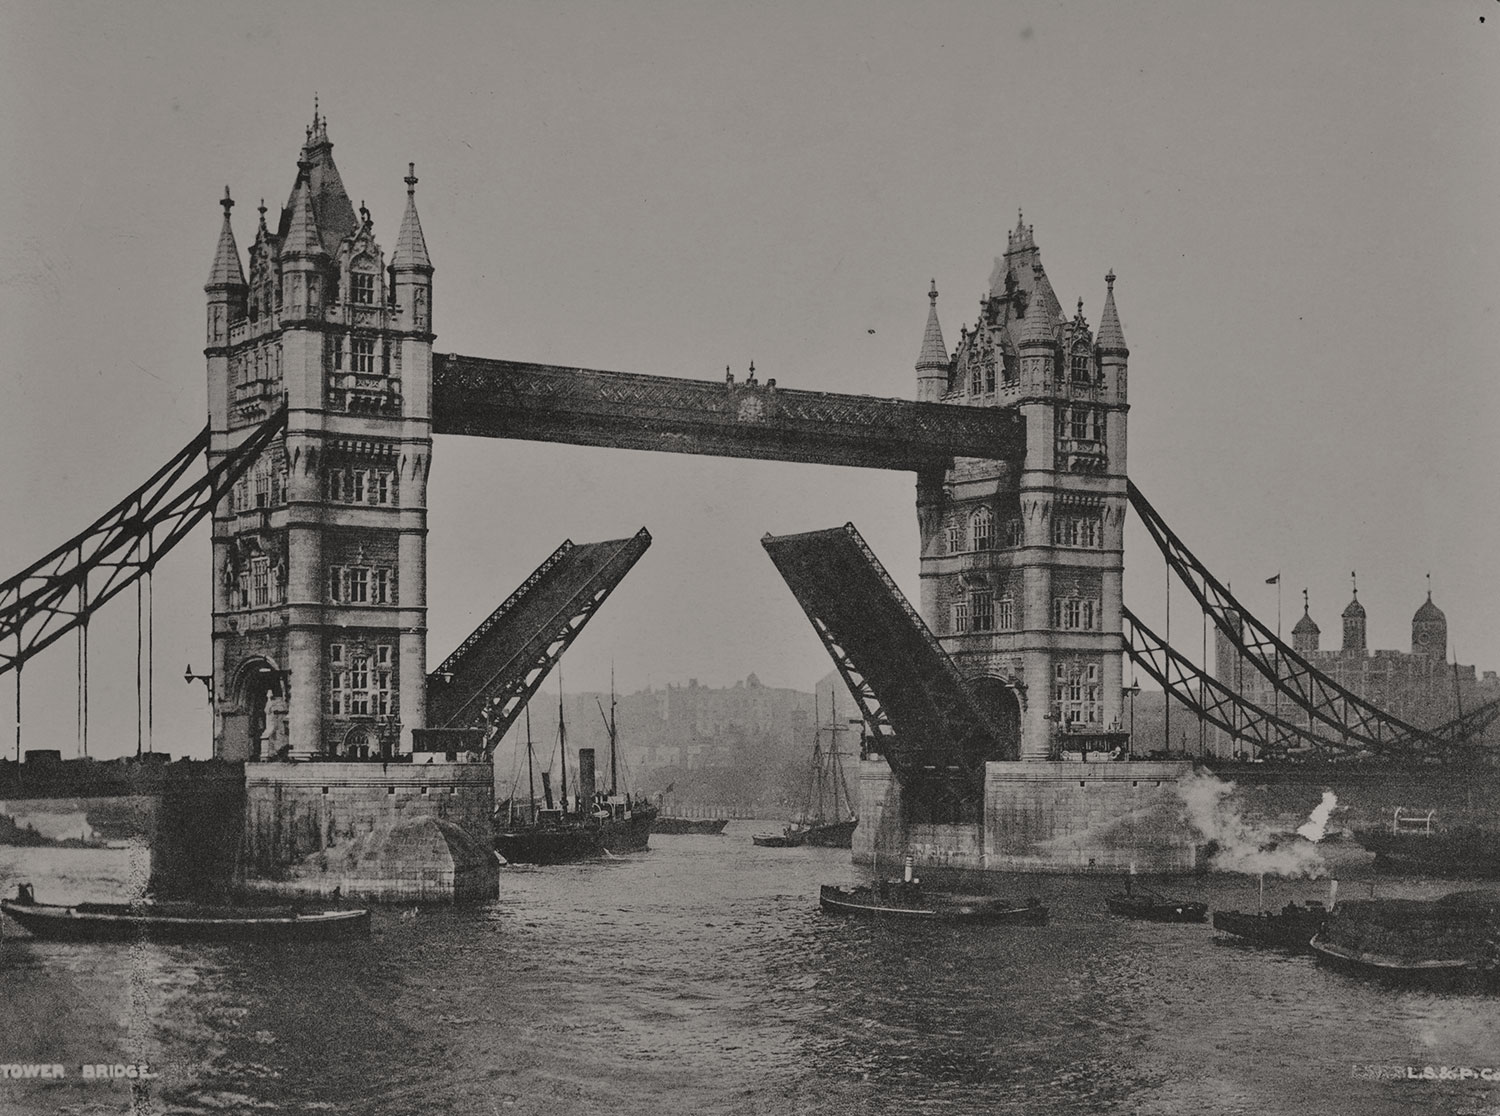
[
  {"left": 1105, "top": 269, "right": 1116, "bottom": 292},
  {"left": 1351, "top": 570, "right": 1358, "bottom": 598},
  {"left": 220, "top": 186, "right": 234, "bottom": 216},
  {"left": 1303, "top": 588, "right": 1310, "bottom": 613},
  {"left": 1426, "top": 571, "right": 1432, "bottom": 599},
  {"left": 1077, "top": 296, "right": 1084, "bottom": 316},
  {"left": 1017, "top": 208, "right": 1024, "bottom": 227},
  {"left": 928, "top": 279, "right": 938, "bottom": 304},
  {"left": 359, "top": 200, "right": 370, "bottom": 226},
  {"left": 748, "top": 360, "right": 756, "bottom": 378},
  {"left": 313, "top": 92, "right": 320, "bottom": 130},
  {"left": 405, "top": 162, "right": 418, "bottom": 195}
]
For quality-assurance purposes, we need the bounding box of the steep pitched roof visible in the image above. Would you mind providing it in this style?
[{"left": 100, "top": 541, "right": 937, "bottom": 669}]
[
  {"left": 1097, "top": 270, "right": 1127, "bottom": 353},
  {"left": 278, "top": 111, "right": 357, "bottom": 256},
  {"left": 280, "top": 168, "right": 324, "bottom": 259},
  {"left": 206, "top": 188, "right": 246, "bottom": 290},
  {"left": 392, "top": 163, "right": 432, "bottom": 272},
  {"left": 915, "top": 281, "right": 948, "bottom": 370}
]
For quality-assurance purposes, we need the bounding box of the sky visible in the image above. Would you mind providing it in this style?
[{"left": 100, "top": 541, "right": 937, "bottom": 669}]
[{"left": 1, "top": 1, "right": 1497, "bottom": 761}]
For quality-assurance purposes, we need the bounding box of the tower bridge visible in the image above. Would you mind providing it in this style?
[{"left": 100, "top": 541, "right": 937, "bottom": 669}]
[{"left": 2, "top": 115, "right": 1496, "bottom": 895}]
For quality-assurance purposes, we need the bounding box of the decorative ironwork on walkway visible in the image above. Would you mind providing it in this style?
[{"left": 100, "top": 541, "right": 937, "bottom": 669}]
[{"left": 433, "top": 355, "right": 1026, "bottom": 471}]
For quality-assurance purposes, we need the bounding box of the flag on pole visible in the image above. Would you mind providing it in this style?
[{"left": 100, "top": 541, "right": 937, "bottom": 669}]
[{"left": 1265, "top": 574, "right": 1280, "bottom": 585}]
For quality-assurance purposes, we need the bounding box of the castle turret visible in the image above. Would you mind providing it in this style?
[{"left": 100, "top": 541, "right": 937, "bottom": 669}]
[
  {"left": 1411, "top": 591, "right": 1447, "bottom": 659},
  {"left": 1341, "top": 573, "right": 1366, "bottom": 652},
  {"left": 1292, "top": 591, "right": 1320, "bottom": 654},
  {"left": 205, "top": 188, "right": 247, "bottom": 431},
  {"left": 915, "top": 280, "right": 949, "bottom": 402}
]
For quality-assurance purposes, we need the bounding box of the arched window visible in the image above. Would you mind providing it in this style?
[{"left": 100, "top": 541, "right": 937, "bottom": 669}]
[
  {"left": 970, "top": 506, "right": 994, "bottom": 551},
  {"left": 946, "top": 519, "right": 964, "bottom": 555},
  {"left": 1070, "top": 345, "right": 1092, "bottom": 383}
]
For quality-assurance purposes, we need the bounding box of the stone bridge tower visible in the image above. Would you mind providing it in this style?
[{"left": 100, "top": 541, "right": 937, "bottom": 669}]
[
  {"left": 915, "top": 215, "right": 1129, "bottom": 761},
  {"left": 205, "top": 112, "right": 434, "bottom": 761}
]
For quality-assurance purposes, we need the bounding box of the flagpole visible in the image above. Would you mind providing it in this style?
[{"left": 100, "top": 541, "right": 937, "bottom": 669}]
[{"left": 1274, "top": 572, "right": 1281, "bottom": 750}]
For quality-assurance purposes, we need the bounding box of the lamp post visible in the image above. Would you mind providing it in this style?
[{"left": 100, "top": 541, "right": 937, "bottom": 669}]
[
  {"left": 1123, "top": 682, "right": 1141, "bottom": 754},
  {"left": 184, "top": 664, "right": 215, "bottom": 705}
]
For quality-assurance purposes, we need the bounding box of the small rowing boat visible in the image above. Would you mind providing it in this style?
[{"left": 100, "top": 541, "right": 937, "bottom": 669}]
[{"left": 1, "top": 884, "right": 369, "bottom": 943}]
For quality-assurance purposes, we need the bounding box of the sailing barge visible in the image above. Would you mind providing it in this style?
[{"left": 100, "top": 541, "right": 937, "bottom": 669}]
[{"left": 753, "top": 695, "right": 857, "bottom": 849}]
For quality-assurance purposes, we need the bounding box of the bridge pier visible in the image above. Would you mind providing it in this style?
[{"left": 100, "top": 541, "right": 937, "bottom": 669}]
[{"left": 853, "top": 758, "right": 1202, "bottom": 876}]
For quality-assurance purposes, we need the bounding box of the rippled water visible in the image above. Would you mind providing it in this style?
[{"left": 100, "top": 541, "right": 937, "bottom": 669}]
[{"left": 3, "top": 828, "right": 1499, "bottom": 1115}]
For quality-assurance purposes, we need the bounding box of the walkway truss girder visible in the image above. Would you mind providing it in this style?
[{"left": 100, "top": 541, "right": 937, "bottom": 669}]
[
  {"left": 1127, "top": 482, "right": 1500, "bottom": 761},
  {"left": 426, "top": 528, "right": 652, "bottom": 754},
  {"left": 761, "top": 523, "right": 1014, "bottom": 794},
  {"left": 0, "top": 409, "right": 287, "bottom": 678}
]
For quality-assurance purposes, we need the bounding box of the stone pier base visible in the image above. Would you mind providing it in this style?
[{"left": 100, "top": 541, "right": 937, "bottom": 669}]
[
  {"left": 854, "top": 757, "right": 1201, "bottom": 875},
  {"left": 237, "top": 759, "right": 498, "bottom": 902}
]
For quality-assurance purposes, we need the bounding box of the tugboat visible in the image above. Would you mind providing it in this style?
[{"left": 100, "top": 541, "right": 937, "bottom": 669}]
[
  {"left": 1212, "top": 877, "right": 1329, "bottom": 951},
  {"left": 753, "top": 693, "right": 857, "bottom": 848},
  {"left": 1106, "top": 875, "right": 1208, "bottom": 923},
  {"left": 819, "top": 858, "right": 1048, "bottom": 924},
  {"left": 1, "top": 883, "right": 369, "bottom": 943}
]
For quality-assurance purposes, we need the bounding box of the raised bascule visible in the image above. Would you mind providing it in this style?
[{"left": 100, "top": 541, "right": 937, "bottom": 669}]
[{"left": 2, "top": 114, "right": 1496, "bottom": 896}]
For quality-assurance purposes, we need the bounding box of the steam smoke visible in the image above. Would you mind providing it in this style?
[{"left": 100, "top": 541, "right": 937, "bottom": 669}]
[
  {"left": 1175, "top": 770, "right": 1334, "bottom": 877},
  {"left": 1296, "top": 790, "right": 1338, "bottom": 842}
]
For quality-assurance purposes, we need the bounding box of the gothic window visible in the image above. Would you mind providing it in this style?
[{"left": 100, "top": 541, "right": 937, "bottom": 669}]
[
  {"left": 1002, "top": 517, "right": 1024, "bottom": 548},
  {"left": 350, "top": 470, "right": 366, "bottom": 504},
  {"left": 1071, "top": 346, "right": 1092, "bottom": 383},
  {"left": 969, "top": 357, "right": 983, "bottom": 396},
  {"left": 251, "top": 556, "right": 269, "bottom": 607},
  {"left": 1001, "top": 351, "right": 1017, "bottom": 385},
  {"left": 946, "top": 520, "right": 964, "bottom": 555},
  {"left": 374, "top": 568, "right": 393, "bottom": 605},
  {"left": 1071, "top": 407, "right": 1091, "bottom": 440},
  {"left": 951, "top": 601, "right": 970, "bottom": 634},
  {"left": 971, "top": 590, "right": 994, "bottom": 632},
  {"left": 349, "top": 654, "right": 370, "bottom": 715},
  {"left": 351, "top": 271, "right": 376, "bottom": 306},
  {"left": 351, "top": 338, "right": 375, "bottom": 374},
  {"left": 347, "top": 567, "right": 369, "bottom": 604},
  {"left": 996, "top": 596, "right": 1016, "bottom": 630},
  {"left": 1053, "top": 515, "right": 1103, "bottom": 549},
  {"left": 984, "top": 359, "right": 997, "bottom": 394},
  {"left": 326, "top": 469, "right": 345, "bottom": 502},
  {"left": 328, "top": 565, "right": 343, "bottom": 602},
  {"left": 376, "top": 645, "right": 394, "bottom": 715},
  {"left": 371, "top": 472, "right": 390, "bottom": 505},
  {"left": 1052, "top": 661, "right": 1102, "bottom": 726},
  {"left": 1052, "top": 594, "right": 1100, "bottom": 631},
  {"left": 970, "top": 506, "right": 994, "bottom": 551},
  {"left": 253, "top": 462, "right": 269, "bottom": 509}
]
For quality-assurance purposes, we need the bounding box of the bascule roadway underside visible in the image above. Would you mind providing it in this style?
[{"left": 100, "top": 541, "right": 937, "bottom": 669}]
[{"left": 431, "top": 355, "right": 1025, "bottom": 470}]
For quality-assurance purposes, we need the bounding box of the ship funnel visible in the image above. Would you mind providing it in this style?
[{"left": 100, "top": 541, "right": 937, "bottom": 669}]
[{"left": 579, "top": 748, "right": 597, "bottom": 805}]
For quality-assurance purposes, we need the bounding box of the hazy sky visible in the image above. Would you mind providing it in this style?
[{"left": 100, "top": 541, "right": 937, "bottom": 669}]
[{"left": 2, "top": 2, "right": 1496, "bottom": 761}]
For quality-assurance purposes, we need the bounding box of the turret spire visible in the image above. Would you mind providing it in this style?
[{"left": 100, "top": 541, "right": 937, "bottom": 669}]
[
  {"left": 280, "top": 161, "right": 324, "bottom": 258},
  {"left": 916, "top": 280, "right": 948, "bottom": 370},
  {"left": 1097, "top": 269, "right": 1128, "bottom": 354},
  {"left": 392, "top": 161, "right": 432, "bottom": 272},
  {"left": 206, "top": 187, "right": 247, "bottom": 290}
]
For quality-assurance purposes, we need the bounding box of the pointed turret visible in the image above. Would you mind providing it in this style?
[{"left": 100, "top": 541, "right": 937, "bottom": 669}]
[
  {"left": 1020, "top": 267, "right": 1058, "bottom": 347},
  {"left": 280, "top": 163, "right": 324, "bottom": 259},
  {"left": 915, "top": 281, "right": 949, "bottom": 402},
  {"left": 206, "top": 187, "right": 247, "bottom": 291},
  {"left": 393, "top": 163, "right": 432, "bottom": 273},
  {"left": 1411, "top": 584, "right": 1447, "bottom": 659},
  {"left": 391, "top": 164, "right": 434, "bottom": 338},
  {"left": 205, "top": 189, "right": 247, "bottom": 352},
  {"left": 284, "top": 102, "right": 357, "bottom": 255},
  {"left": 1097, "top": 270, "right": 1127, "bottom": 355}
]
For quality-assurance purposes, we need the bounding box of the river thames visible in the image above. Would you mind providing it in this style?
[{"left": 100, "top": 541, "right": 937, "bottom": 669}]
[{"left": 2, "top": 827, "right": 1498, "bottom": 1115}]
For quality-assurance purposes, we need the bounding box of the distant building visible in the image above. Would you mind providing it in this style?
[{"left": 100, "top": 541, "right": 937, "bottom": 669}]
[{"left": 1213, "top": 585, "right": 1500, "bottom": 755}]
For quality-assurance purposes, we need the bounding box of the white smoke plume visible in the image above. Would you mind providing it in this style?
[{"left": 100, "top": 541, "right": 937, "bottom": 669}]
[
  {"left": 1296, "top": 790, "right": 1339, "bottom": 842},
  {"left": 1175, "top": 769, "right": 1331, "bottom": 878}
]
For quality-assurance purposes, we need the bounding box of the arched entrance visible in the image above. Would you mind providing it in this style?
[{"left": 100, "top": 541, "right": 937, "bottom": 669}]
[
  {"left": 221, "top": 657, "right": 286, "bottom": 761},
  {"left": 966, "top": 676, "right": 1022, "bottom": 762}
]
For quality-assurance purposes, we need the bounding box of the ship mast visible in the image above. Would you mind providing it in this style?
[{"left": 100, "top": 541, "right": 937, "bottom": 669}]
[
  {"left": 606, "top": 662, "right": 618, "bottom": 797},
  {"left": 524, "top": 702, "right": 536, "bottom": 822},
  {"left": 558, "top": 666, "right": 568, "bottom": 813}
]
